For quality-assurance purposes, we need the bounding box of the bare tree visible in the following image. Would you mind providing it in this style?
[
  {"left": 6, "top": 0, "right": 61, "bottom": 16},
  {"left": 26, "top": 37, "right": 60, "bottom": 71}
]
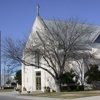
[
  {"left": 2, "top": 37, "right": 26, "bottom": 74},
  {"left": 71, "top": 48, "right": 100, "bottom": 89},
  {"left": 2, "top": 18, "right": 97, "bottom": 92}
]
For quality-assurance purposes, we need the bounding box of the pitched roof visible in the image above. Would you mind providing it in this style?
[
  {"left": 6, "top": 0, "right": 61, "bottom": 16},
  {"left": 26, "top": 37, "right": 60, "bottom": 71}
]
[{"left": 43, "top": 19, "right": 100, "bottom": 43}]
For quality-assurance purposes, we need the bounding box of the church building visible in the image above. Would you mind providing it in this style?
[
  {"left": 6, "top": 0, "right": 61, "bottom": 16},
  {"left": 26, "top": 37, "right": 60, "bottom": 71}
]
[{"left": 22, "top": 5, "right": 100, "bottom": 92}]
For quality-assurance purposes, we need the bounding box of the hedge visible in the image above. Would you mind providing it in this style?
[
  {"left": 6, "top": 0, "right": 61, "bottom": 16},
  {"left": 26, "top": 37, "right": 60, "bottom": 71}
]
[{"left": 61, "top": 85, "right": 84, "bottom": 91}]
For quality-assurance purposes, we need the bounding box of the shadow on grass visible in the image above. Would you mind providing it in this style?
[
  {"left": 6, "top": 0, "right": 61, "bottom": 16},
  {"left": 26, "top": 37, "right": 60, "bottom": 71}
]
[{"left": 20, "top": 90, "right": 100, "bottom": 99}]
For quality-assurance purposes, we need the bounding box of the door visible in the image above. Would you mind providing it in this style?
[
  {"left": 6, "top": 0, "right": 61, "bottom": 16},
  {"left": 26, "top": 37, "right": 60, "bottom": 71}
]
[{"left": 36, "top": 72, "right": 41, "bottom": 90}]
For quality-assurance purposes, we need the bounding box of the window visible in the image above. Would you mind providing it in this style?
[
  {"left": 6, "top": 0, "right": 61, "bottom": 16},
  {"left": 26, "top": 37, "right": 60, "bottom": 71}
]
[
  {"left": 35, "top": 53, "right": 41, "bottom": 67},
  {"left": 36, "top": 71, "right": 41, "bottom": 90},
  {"left": 94, "top": 35, "right": 100, "bottom": 43},
  {"left": 36, "top": 72, "right": 41, "bottom": 76}
]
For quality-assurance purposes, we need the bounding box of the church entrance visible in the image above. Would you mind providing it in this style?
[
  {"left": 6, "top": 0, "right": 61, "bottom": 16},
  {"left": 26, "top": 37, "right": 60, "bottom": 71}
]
[{"left": 36, "top": 71, "right": 41, "bottom": 90}]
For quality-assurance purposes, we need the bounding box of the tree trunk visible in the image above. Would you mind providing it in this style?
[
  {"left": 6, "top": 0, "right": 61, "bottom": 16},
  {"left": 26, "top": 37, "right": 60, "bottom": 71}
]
[{"left": 55, "top": 79, "right": 61, "bottom": 92}]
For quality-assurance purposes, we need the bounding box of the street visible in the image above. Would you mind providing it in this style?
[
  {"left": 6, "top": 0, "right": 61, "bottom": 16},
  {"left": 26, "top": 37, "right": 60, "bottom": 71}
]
[
  {"left": 0, "top": 96, "right": 30, "bottom": 100},
  {"left": 0, "top": 92, "right": 100, "bottom": 100}
]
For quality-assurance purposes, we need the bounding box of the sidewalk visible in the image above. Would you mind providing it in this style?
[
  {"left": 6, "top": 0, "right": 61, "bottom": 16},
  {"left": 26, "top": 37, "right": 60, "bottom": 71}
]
[
  {"left": 17, "top": 96, "right": 69, "bottom": 100},
  {"left": 0, "top": 91, "right": 100, "bottom": 100},
  {"left": 17, "top": 95, "right": 100, "bottom": 100},
  {"left": 73, "top": 96, "right": 100, "bottom": 100},
  {"left": 0, "top": 92, "right": 68, "bottom": 100}
]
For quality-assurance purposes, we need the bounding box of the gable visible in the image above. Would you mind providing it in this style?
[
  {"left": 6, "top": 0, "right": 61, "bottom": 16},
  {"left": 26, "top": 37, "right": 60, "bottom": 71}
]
[{"left": 94, "top": 35, "right": 100, "bottom": 43}]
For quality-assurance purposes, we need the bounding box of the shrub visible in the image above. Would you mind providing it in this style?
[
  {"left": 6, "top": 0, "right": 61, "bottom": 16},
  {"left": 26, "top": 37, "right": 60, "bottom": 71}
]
[
  {"left": 46, "top": 86, "right": 50, "bottom": 89},
  {"left": 52, "top": 89, "right": 56, "bottom": 92},
  {"left": 44, "top": 86, "right": 50, "bottom": 89},
  {"left": 16, "top": 88, "right": 20, "bottom": 91},
  {"left": 16, "top": 86, "right": 22, "bottom": 92},
  {"left": 61, "top": 85, "right": 84, "bottom": 91},
  {"left": 3, "top": 87, "right": 14, "bottom": 89},
  {"left": 44, "top": 86, "right": 50, "bottom": 93},
  {"left": 44, "top": 86, "right": 47, "bottom": 89},
  {"left": 23, "top": 86, "right": 27, "bottom": 91}
]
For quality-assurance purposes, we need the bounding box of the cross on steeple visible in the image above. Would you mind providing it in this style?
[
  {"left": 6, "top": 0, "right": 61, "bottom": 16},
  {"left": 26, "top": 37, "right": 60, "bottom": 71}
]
[{"left": 36, "top": 4, "right": 40, "bottom": 16}]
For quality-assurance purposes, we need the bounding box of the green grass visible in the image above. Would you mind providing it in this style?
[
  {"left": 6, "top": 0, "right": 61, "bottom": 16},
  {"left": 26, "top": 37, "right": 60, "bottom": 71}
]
[
  {"left": 21, "top": 90, "right": 100, "bottom": 99},
  {"left": 0, "top": 89, "right": 14, "bottom": 92}
]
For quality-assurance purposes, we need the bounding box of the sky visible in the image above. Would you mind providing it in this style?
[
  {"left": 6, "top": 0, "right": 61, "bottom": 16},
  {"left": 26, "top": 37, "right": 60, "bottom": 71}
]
[
  {"left": 1, "top": 0, "right": 100, "bottom": 75},
  {"left": 1, "top": 0, "right": 100, "bottom": 39}
]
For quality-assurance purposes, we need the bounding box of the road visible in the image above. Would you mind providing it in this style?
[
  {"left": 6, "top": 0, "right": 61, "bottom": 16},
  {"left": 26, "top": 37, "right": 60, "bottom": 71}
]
[
  {"left": 0, "top": 96, "right": 30, "bottom": 100},
  {"left": 0, "top": 92, "right": 31, "bottom": 100},
  {"left": 0, "top": 91, "right": 69, "bottom": 100},
  {"left": 0, "top": 91, "right": 100, "bottom": 100}
]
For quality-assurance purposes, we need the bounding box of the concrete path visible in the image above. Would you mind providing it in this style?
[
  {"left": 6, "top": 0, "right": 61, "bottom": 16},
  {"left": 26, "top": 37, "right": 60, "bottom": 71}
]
[
  {"left": 17, "top": 95, "right": 100, "bottom": 100},
  {"left": 73, "top": 96, "right": 100, "bottom": 100},
  {"left": 17, "top": 96, "right": 69, "bottom": 100},
  {"left": 0, "top": 91, "right": 100, "bottom": 100}
]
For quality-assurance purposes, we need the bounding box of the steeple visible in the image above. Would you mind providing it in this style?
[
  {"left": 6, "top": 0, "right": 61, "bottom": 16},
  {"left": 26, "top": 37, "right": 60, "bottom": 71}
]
[{"left": 36, "top": 4, "right": 40, "bottom": 16}]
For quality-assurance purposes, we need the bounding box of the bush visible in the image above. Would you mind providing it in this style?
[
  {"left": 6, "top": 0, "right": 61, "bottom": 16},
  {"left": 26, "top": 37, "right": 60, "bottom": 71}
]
[
  {"left": 44, "top": 86, "right": 50, "bottom": 89},
  {"left": 44, "top": 86, "right": 50, "bottom": 93},
  {"left": 3, "top": 87, "right": 14, "bottom": 89},
  {"left": 23, "top": 86, "right": 27, "bottom": 91},
  {"left": 76, "top": 85, "right": 84, "bottom": 91},
  {"left": 46, "top": 86, "right": 50, "bottom": 89},
  {"left": 61, "top": 85, "right": 84, "bottom": 91},
  {"left": 16, "top": 88, "right": 21, "bottom": 91},
  {"left": 52, "top": 89, "right": 56, "bottom": 92},
  {"left": 16, "top": 86, "right": 22, "bottom": 92},
  {"left": 61, "top": 86, "right": 75, "bottom": 91},
  {"left": 44, "top": 86, "right": 46, "bottom": 89}
]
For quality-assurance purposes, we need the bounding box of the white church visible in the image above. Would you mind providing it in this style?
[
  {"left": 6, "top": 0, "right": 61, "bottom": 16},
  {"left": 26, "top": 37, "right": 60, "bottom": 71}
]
[{"left": 22, "top": 5, "right": 100, "bottom": 92}]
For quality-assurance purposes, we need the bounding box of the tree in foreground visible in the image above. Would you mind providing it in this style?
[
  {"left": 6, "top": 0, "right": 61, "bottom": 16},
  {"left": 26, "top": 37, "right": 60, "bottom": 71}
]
[{"left": 2, "top": 18, "right": 96, "bottom": 92}]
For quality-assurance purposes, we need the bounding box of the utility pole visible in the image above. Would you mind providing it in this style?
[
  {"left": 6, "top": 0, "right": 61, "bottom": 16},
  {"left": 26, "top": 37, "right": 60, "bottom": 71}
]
[
  {"left": 0, "top": 31, "right": 1, "bottom": 87},
  {"left": 4, "top": 61, "right": 6, "bottom": 86},
  {"left": 7, "top": 64, "right": 11, "bottom": 84}
]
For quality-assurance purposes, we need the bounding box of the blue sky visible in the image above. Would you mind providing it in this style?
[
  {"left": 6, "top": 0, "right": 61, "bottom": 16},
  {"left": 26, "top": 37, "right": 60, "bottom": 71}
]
[
  {"left": 1, "top": 0, "right": 100, "bottom": 74},
  {"left": 1, "top": 0, "right": 100, "bottom": 39}
]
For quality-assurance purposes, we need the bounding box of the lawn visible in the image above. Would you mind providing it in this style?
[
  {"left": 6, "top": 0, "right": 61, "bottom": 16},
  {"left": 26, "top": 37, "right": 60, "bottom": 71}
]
[
  {"left": 0, "top": 89, "right": 14, "bottom": 92},
  {"left": 21, "top": 90, "right": 100, "bottom": 99}
]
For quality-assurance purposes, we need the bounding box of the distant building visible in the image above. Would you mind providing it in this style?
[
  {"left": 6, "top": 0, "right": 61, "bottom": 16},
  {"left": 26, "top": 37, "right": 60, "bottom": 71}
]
[{"left": 1, "top": 75, "right": 14, "bottom": 86}]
